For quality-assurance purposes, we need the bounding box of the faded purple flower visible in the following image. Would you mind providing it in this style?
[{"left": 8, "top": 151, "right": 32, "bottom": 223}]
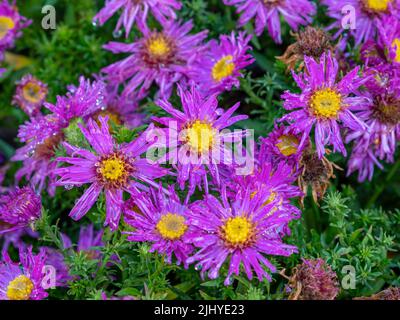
[{"left": 223, "top": 0, "right": 316, "bottom": 44}]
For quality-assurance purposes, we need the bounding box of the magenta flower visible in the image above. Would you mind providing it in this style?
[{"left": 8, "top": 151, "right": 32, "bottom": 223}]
[
  {"left": 322, "top": 0, "right": 399, "bottom": 49},
  {"left": 102, "top": 20, "right": 208, "bottom": 99},
  {"left": 12, "top": 74, "right": 48, "bottom": 117},
  {"left": 190, "top": 32, "right": 254, "bottom": 95},
  {"left": 0, "top": 246, "right": 48, "bottom": 300},
  {"left": 0, "top": 186, "right": 41, "bottom": 234},
  {"left": 41, "top": 247, "right": 71, "bottom": 287},
  {"left": 44, "top": 76, "right": 106, "bottom": 128},
  {"left": 12, "top": 115, "right": 62, "bottom": 196},
  {"left": 124, "top": 186, "right": 194, "bottom": 266},
  {"left": 187, "top": 187, "right": 298, "bottom": 285},
  {"left": 223, "top": 0, "right": 316, "bottom": 44},
  {"left": 0, "top": 0, "right": 31, "bottom": 60},
  {"left": 260, "top": 125, "right": 305, "bottom": 167},
  {"left": 279, "top": 53, "right": 368, "bottom": 158},
  {"left": 154, "top": 85, "right": 248, "bottom": 199},
  {"left": 55, "top": 116, "right": 168, "bottom": 230},
  {"left": 94, "top": 0, "right": 182, "bottom": 37},
  {"left": 61, "top": 224, "right": 104, "bottom": 259},
  {"left": 346, "top": 69, "right": 400, "bottom": 181}
]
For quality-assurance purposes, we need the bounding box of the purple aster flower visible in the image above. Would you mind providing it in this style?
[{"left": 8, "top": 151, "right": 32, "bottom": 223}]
[
  {"left": 346, "top": 69, "right": 400, "bottom": 181},
  {"left": 0, "top": 246, "right": 48, "bottom": 300},
  {"left": 190, "top": 32, "right": 254, "bottom": 95},
  {"left": 61, "top": 224, "right": 104, "bottom": 259},
  {"left": 0, "top": 186, "right": 41, "bottom": 235},
  {"left": 42, "top": 247, "right": 71, "bottom": 287},
  {"left": 259, "top": 125, "right": 305, "bottom": 167},
  {"left": 102, "top": 20, "right": 208, "bottom": 99},
  {"left": 322, "top": 0, "right": 399, "bottom": 49},
  {"left": 96, "top": 83, "right": 146, "bottom": 129},
  {"left": 124, "top": 186, "right": 194, "bottom": 266},
  {"left": 12, "top": 74, "right": 48, "bottom": 117},
  {"left": 55, "top": 116, "right": 168, "bottom": 230},
  {"left": 44, "top": 76, "right": 106, "bottom": 128},
  {"left": 154, "top": 85, "right": 248, "bottom": 199},
  {"left": 12, "top": 115, "right": 62, "bottom": 195},
  {"left": 279, "top": 52, "right": 368, "bottom": 158},
  {"left": 187, "top": 187, "right": 298, "bottom": 285},
  {"left": 0, "top": 0, "right": 31, "bottom": 60},
  {"left": 223, "top": 0, "right": 316, "bottom": 44},
  {"left": 93, "top": 0, "right": 182, "bottom": 38}
]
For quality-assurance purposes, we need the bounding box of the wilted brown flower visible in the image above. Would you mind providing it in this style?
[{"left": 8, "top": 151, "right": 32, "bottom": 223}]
[
  {"left": 298, "top": 148, "right": 342, "bottom": 206},
  {"left": 277, "top": 26, "right": 333, "bottom": 72},
  {"left": 286, "top": 258, "right": 339, "bottom": 300},
  {"left": 354, "top": 287, "right": 400, "bottom": 300}
]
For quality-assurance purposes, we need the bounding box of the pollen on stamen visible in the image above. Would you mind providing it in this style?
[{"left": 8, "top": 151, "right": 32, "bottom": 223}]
[
  {"left": 310, "top": 88, "right": 342, "bottom": 119},
  {"left": 212, "top": 55, "right": 235, "bottom": 82},
  {"left": 6, "top": 275, "right": 34, "bottom": 300}
]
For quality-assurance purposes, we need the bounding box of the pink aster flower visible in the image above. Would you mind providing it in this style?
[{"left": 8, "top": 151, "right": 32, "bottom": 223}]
[
  {"left": 260, "top": 124, "right": 305, "bottom": 167},
  {"left": 279, "top": 52, "right": 369, "bottom": 158},
  {"left": 12, "top": 74, "right": 48, "bottom": 117},
  {"left": 0, "top": 0, "right": 31, "bottom": 60},
  {"left": 0, "top": 246, "right": 48, "bottom": 300},
  {"left": 187, "top": 187, "right": 298, "bottom": 285},
  {"left": 55, "top": 116, "right": 168, "bottom": 230},
  {"left": 322, "top": 0, "right": 399, "bottom": 49},
  {"left": 93, "top": 0, "right": 182, "bottom": 37},
  {"left": 61, "top": 224, "right": 104, "bottom": 259},
  {"left": 190, "top": 32, "right": 254, "bottom": 95},
  {"left": 154, "top": 85, "right": 248, "bottom": 199},
  {"left": 12, "top": 115, "right": 62, "bottom": 196},
  {"left": 124, "top": 186, "right": 194, "bottom": 266},
  {"left": 346, "top": 70, "right": 400, "bottom": 181},
  {"left": 102, "top": 20, "right": 208, "bottom": 99},
  {"left": 0, "top": 186, "right": 41, "bottom": 235},
  {"left": 44, "top": 76, "right": 106, "bottom": 128},
  {"left": 223, "top": 0, "right": 316, "bottom": 44}
]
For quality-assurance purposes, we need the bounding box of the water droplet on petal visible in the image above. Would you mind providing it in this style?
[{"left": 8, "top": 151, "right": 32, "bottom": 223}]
[{"left": 112, "top": 29, "right": 123, "bottom": 38}]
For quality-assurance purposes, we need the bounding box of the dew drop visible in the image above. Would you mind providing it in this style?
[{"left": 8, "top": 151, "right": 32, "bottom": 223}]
[{"left": 112, "top": 29, "right": 123, "bottom": 38}]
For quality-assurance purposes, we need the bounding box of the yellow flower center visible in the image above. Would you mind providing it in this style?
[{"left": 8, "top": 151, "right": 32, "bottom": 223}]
[
  {"left": 212, "top": 55, "right": 235, "bottom": 82},
  {"left": 99, "top": 156, "right": 127, "bottom": 182},
  {"left": 147, "top": 34, "right": 171, "bottom": 58},
  {"left": 222, "top": 216, "right": 254, "bottom": 246},
  {"left": 310, "top": 88, "right": 342, "bottom": 119},
  {"left": 0, "top": 16, "right": 15, "bottom": 40},
  {"left": 156, "top": 213, "right": 187, "bottom": 240},
  {"left": 364, "top": 0, "right": 391, "bottom": 11},
  {"left": 22, "top": 82, "right": 44, "bottom": 104},
  {"left": 276, "top": 134, "right": 299, "bottom": 156},
  {"left": 391, "top": 38, "right": 400, "bottom": 63},
  {"left": 6, "top": 275, "right": 34, "bottom": 300},
  {"left": 185, "top": 120, "right": 216, "bottom": 154}
]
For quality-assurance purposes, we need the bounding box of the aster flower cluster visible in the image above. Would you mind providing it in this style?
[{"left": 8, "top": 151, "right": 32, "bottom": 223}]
[{"left": 1, "top": 0, "right": 400, "bottom": 302}]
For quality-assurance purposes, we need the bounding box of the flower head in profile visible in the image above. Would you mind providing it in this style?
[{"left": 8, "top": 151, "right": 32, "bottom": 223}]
[
  {"left": 12, "top": 74, "right": 48, "bottom": 117},
  {"left": 280, "top": 52, "right": 368, "bottom": 158},
  {"left": 187, "top": 188, "right": 298, "bottom": 285},
  {"left": 0, "top": 0, "right": 31, "bottom": 60},
  {"left": 124, "top": 186, "right": 194, "bottom": 266},
  {"left": 45, "top": 76, "right": 106, "bottom": 128},
  {"left": 94, "top": 0, "right": 182, "bottom": 37},
  {"left": 12, "top": 115, "right": 62, "bottom": 195},
  {"left": 0, "top": 186, "right": 41, "bottom": 234},
  {"left": 103, "top": 20, "right": 207, "bottom": 99},
  {"left": 322, "top": 0, "right": 399, "bottom": 49},
  {"left": 0, "top": 246, "right": 48, "bottom": 300},
  {"left": 154, "top": 85, "right": 248, "bottom": 199},
  {"left": 190, "top": 32, "right": 254, "bottom": 95},
  {"left": 55, "top": 116, "right": 168, "bottom": 230},
  {"left": 61, "top": 224, "right": 104, "bottom": 260},
  {"left": 346, "top": 69, "right": 400, "bottom": 181},
  {"left": 223, "top": 0, "right": 316, "bottom": 44}
]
